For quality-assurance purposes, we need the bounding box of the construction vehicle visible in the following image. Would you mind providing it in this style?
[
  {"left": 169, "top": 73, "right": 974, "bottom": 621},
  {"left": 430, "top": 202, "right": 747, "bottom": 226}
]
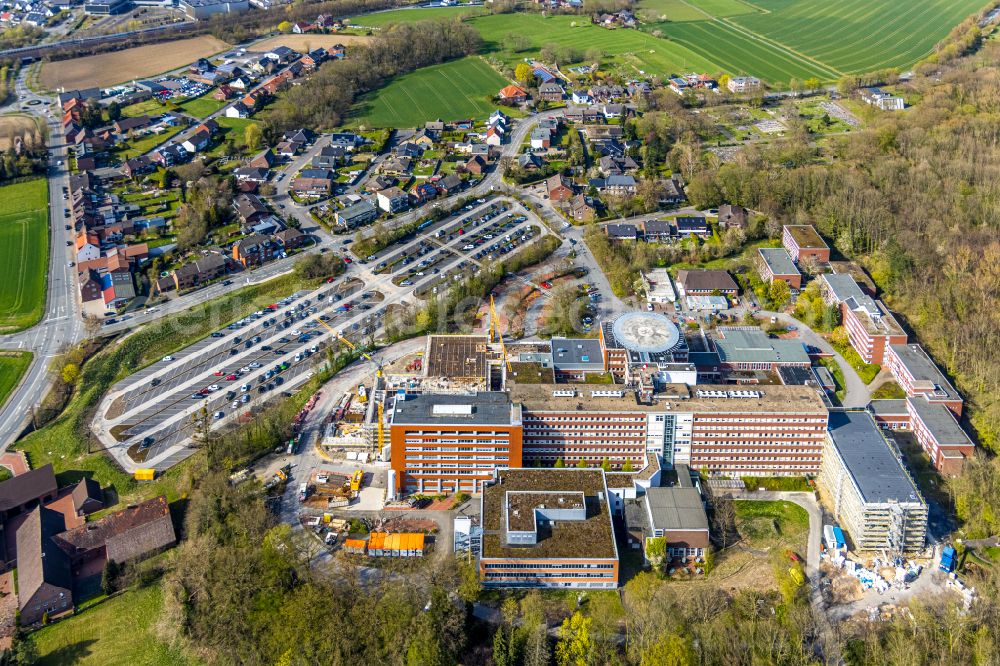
[
  {"left": 298, "top": 482, "right": 310, "bottom": 502},
  {"left": 350, "top": 469, "right": 364, "bottom": 492}
]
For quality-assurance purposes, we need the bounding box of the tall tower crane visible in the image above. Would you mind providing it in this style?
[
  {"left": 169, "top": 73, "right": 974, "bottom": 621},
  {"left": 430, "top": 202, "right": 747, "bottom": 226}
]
[
  {"left": 488, "top": 295, "right": 511, "bottom": 372},
  {"left": 313, "top": 316, "right": 386, "bottom": 453}
]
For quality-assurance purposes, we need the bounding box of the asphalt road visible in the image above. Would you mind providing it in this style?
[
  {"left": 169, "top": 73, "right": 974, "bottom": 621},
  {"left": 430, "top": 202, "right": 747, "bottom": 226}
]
[{"left": 0, "top": 72, "right": 83, "bottom": 446}]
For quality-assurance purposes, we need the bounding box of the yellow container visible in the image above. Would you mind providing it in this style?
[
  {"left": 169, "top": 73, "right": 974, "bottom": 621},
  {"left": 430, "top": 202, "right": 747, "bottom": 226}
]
[{"left": 134, "top": 468, "right": 156, "bottom": 481}]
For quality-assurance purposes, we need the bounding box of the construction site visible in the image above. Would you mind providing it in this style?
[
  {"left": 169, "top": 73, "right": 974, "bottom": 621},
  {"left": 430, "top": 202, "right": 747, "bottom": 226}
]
[{"left": 319, "top": 297, "right": 515, "bottom": 464}]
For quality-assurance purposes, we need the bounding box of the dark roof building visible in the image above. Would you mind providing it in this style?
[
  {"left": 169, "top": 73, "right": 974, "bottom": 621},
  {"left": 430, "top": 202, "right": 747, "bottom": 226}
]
[
  {"left": 0, "top": 464, "right": 58, "bottom": 520},
  {"left": 16, "top": 507, "right": 72, "bottom": 625},
  {"left": 55, "top": 496, "right": 176, "bottom": 565},
  {"left": 70, "top": 478, "right": 104, "bottom": 516}
]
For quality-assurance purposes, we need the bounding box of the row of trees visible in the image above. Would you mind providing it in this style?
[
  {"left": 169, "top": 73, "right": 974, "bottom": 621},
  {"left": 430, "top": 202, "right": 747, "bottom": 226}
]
[{"left": 263, "top": 20, "right": 481, "bottom": 136}]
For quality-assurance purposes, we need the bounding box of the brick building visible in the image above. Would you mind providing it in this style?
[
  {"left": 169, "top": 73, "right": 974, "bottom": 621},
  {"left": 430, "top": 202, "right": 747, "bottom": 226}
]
[{"left": 782, "top": 225, "right": 830, "bottom": 264}]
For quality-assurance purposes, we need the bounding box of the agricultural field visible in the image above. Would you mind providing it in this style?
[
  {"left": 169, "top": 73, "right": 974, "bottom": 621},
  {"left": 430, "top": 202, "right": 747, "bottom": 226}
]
[
  {"left": 250, "top": 33, "right": 372, "bottom": 51},
  {"left": 0, "top": 351, "right": 31, "bottom": 408},
  {"left": 347, "top": 5, "right": 487, "bottom": 29},
  {"left": 0, "top": 178, "right": 48, "bottom": 332},
  {"left": 39, "top": 35, "right": 231, "bottom": 90},
  {"left": 636, "top": 0, "right": 754, "bottom": 22},
  {"left": 0, "top": 114, "right": 42, "bottom": 151},
  {"left": 349, "top": 56, "right": 507, "bottom": 128},
  {"left": 653, "top": 19, "right": 838, "bottom": 82},
  {"left": 731, "top": 0, "right": 988, "bottom": 75}
]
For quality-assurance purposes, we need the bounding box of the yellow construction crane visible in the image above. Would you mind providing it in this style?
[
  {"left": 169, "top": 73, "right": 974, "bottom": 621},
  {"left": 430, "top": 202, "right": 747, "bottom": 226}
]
[
  {"left": 314, "top": 315, "right": 386, "bottom": 454},
  {"left": 489, "top": 295, "right": 511, "bottom": 372}
]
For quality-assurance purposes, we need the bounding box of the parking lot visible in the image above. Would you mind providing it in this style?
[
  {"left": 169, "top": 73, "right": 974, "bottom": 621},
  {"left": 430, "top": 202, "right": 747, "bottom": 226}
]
[{"left": 95, "top": 196, "right": 553, "bottom": 470}]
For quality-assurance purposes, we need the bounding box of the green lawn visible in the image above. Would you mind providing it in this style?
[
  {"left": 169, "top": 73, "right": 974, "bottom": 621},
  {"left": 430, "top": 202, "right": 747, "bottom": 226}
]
[
  {"left": 177, "top": 93, "right": 224, "bottom": 119},
  {"left": 471, "top": 13, "right": 720, "bottom": 74},
  {"left": 206, "top": 116, "right": 262, "bottom": 155},
  {"left": 116, "top": 126, "right": 183, "bottom": 160},
  {"left": 871, "top": 380, "right": 906, "bottom": 400},
  {"left": 349, "top": 56, "right": 507, "bottom": 128},
  {"left": 0, "top": 178, "right": 48, "bottom": 331},
  {"left": 734, "top": 499, "right": 810, "bottom": 549},
  {"left": 0, "top": 351, "right": 31, "bottom": 408},
  {"left": 33, "top": 584, "right": 196, "bottom": 666},
  {"left": 348, "top": 5, "right": 488, "bottom": 28},
  {"left": 121, "top": 99, "right": 166, "bottom": 118}
]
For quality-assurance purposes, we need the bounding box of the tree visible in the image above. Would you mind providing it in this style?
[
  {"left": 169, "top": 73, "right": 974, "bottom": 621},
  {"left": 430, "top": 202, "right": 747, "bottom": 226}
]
[
  {"left": 61, "top": 363, "right": 80, "bottom": 385},
  {"left": 278, "top": 20, "right": 293, "bottom": 33},
  {"left": 622, "top": 460, "right": 634, "bottom": 472},
  {"left": 804, "top": 76, "right": 821, "bottom": 92},
  {"left": 711, "top": 494, "right": 736, "bottom": 549},
  {"left": 600, "top": 457, "right": 611, "bottom": 471},
  {"left": 107, "top": 100, "right": 121, "bottom": 122},
  {"left": 575, "top": 458, "right": 588, "bottom": 469},
  {"left": 101, "top": 558, "right": 120, "bottom": 595},
  {"left": 641, "top": 633, "right": 694, "bottom": 666},
  {"left": 502, "top": 32, "right": 530, "bottom": 52},
  {"left": 555, "top": 611, "right": 591, "bottom": 666},
  {"left": 514, "top": 62, "right": 534, "bottom": 85},
  {"left": 645, "top": 537, "right": 667, "bottom": 571},
  {"left": 769, "top": 279, "right": 790, "bottom": 308},
  {"left": 244, "top": 123, "right": 262, "bottom": 152},
  {"left": 554, "top": 457, "right": 565, "bottom": 468}
]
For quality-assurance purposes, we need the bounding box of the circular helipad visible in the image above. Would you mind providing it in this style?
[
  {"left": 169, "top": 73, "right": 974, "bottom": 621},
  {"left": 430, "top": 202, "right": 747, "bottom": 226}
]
[{"left": 611, "top": 311, "right": 679, "bottom": 354}]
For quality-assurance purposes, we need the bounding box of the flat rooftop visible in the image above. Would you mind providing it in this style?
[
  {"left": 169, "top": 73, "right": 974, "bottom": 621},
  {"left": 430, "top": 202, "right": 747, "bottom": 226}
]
[
  {"left": 645, "top": 486, "right": 709, "bottom": 532},
  {"left": 714, "top": 328, "right": 811, "bottom": 365},
  {"left": 846, "top": 296, "right": 905, "bottom": 336},
  {"left": 510, "top": 382, "right": 827, "bottom": 415},
  {"left": 551, "top": 338, "right": 603, "bottom": 371},
  {"left": 758, "top": 247, "right": 800, "bottom": 277},
  {"left": 906, "top": 397, "right": 972, "bottom": 446},
  {"left": 390, "top": 391, "right": 517, "bottom": 426},
  {"left": 425, "top": 335, "right": 489, "bottom": 379},
  {"left": 889, "top": 344, "right": 960, "bottom": 401},
  {"left": 784, "top": 224, "right": 828, "bottom": 250},
  {"left": 481, "top": 469, "right": 617, "bottom": 560},
  {"left": 867, "top": 399, "right": 908, "bottom": 417},
  {"left": 827, "top": 411, "right": 923, "bottom": 505}
]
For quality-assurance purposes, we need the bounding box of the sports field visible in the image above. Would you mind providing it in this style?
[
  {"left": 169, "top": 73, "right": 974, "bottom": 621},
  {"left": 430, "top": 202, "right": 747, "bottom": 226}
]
[
  {"left": 0, "top": 351, "right": 31, "bottom": 408},
  {"left": 350, "top": 56, "right": 507, "bottom": 127},
  {"left": 0, "top": 178, "right": 48, "bottom": 332}
]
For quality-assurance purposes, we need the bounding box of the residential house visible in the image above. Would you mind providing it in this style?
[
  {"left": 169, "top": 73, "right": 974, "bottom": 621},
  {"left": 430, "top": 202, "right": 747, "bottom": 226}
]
[
  {"left": 498, "top": 84, "right": 528, "bottom": 104},
  {"left": 414, "top": 181, "right": 438, "bottom": 202},
  {"left": 590, "top": 174, "right": 636, "bottom": 196},
  {"left": 151, "top": 144, "right": 188, "bottom": 167},
  {"left": 642, "top": 219, "right": 673, "bottom": 242},
  {"left": 233, "top": 193, "right": 270, "bottom": 226},
  {"left": 75, "top": 232, "right": 100, "bottom": 263},
  {"left": 0, "top": 464, "right": 58, "bottom": 521},
  {"left": 232, "top": 233, "right": 276, "bottom": 267},
  {"left": 233, "top": 166, "right": 269, "bottom": 183},
  {"left": 727, "top": 76, "right": 762, "bottom": 93},
  {"left": 248, "top": 148, "right": 277, "bottom": 169},
  {"left": 580, "top": 125, "right": 623, "bottom": 141},
  {"left": 181, "top": 129, "right": 212, "bottom": 154},
  {"left": 411, "top": 129, "right": 435, "bottom": 149},
  {"left": 605, "top": 223, "right": 637, "bottom": 241},
  {"left": 569, "top": 194, "right": 596, "bottom": 223},
  {"left": 530, "top": 127, "right": 552, "bottom": 150},
  {"left": 273, "top": 227, "right": 306, "bottom": 252},
  {"left": 546, "top": 174, "right": 573, "bottom": 202},
  {"left": 485, "top": 126, "right": 503, "bottom": 147},
  {"left": 598, "top": 155, "right": 638, "bottom": 176},
  {"left": 717, "top": 204, "right": 748, "bottom": 229},
  {"left": 661, "top": 177, "right": 685, "bottom": 205},
  {"left": 336, "top": 200, "right": 378, "bottom": 228},
  {"left": 113, "top": 115, "right": 151, "bottom": 135},
  {"left": 674, "top": 215, "right": 709, "bottom": 237},
  {"left": 291, "top": 169, "right": 334, "bottom": 196},
  {"left": 438, "top": 174, "right": 463, "bottom": 196},
  {"left": 225, "top": 102, "right": 250, "bottom": 118},
  {"left": 379, "top": 156, "right": 413, "bottom": 177},
  {"left": 538, "top": 81, "right": 565, "bottom": 102},
  {"left": 329, "top": 132, "right": 364, "bottom": 151},
  {"left": 168, "top": 253, "right": 228, "bottom": 291},
  {"left": 311, "top": 145, "right": 347, "bottom": 169},
  {"left": 571, "top": 90, "right": 592, "bottom": 105},
  {"left": 517, "top": 152, "right": 543, "bottom": 171},
  {"left": 376, "top": 187, "right": 410, "bottom": 213},
  {"left": 464, "top": 155, "right": 486, "bottom": 176},
  {"left": 860, "top": 87, "right": 904, "bottom": 111},
  {"left": 121, "top": 156, "right": 154, "bottom": 179}
]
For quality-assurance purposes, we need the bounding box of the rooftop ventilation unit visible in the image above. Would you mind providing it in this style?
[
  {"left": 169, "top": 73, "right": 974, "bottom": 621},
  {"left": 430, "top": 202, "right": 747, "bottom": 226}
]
[{"left": 552, "top": 390, "right": 576, "bottom": 397}]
